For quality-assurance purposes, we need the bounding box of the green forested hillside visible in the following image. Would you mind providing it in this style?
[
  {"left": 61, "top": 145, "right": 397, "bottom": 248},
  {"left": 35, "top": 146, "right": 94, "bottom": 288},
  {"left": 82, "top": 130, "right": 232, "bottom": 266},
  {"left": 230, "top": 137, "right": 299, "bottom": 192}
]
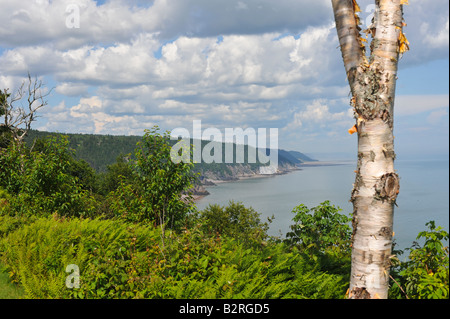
[
  {"left": 24, "top": 130, "right": 317, "bottom": 174},
  {"left": 25, "top": 130, "right": 142, "bottom": 172}
]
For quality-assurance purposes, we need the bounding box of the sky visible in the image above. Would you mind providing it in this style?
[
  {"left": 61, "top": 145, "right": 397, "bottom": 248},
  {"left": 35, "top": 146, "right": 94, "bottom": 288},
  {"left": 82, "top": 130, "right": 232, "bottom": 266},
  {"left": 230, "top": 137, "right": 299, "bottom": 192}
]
[{"left": 0, "top": 0, "right": 448, "bottom": 160}]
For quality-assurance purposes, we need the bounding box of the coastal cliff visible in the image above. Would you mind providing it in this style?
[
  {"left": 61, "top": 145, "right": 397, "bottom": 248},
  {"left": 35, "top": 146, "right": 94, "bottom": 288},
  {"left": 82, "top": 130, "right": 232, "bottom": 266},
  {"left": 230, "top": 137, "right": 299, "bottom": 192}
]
[{"left": 190, "top": 162, "right": 303, "bottom": 198}]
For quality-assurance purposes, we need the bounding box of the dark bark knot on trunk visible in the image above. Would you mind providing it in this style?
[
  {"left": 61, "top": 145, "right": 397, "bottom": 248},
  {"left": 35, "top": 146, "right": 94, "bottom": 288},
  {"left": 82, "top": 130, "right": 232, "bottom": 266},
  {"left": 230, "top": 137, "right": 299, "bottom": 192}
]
[
  {"left": 350, "top": 287, "right": 371, "bottom": 299},
  {"left": 378, "top": 226, "right": 393, "bottom": 240},
  {"left": 375, "top": 173, "right": 400, "bottom": 202}
]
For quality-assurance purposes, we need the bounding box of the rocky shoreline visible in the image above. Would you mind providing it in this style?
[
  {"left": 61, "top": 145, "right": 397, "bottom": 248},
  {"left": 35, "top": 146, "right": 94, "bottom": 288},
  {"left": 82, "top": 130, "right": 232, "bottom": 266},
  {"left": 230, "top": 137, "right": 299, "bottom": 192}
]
[{"left": 190, "top": 163, "right": 302, "bottom": 201}]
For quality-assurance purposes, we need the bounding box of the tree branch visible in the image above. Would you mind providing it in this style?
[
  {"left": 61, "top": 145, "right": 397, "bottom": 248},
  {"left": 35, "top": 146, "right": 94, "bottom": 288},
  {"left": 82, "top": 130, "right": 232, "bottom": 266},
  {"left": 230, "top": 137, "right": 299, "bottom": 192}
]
[
  {"left": 0, "top": 74, "right": 51, "bottom": 146},
  {"left": 331, "top": 0, "right": 366, "bottom": 93}
]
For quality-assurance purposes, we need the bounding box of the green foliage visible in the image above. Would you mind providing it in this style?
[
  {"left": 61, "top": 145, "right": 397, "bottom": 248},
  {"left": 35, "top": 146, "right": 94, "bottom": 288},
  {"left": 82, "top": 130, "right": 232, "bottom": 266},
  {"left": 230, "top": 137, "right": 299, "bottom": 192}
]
[
  {"left": 0, "top": 215, "right": 36, "bottom": 239},
  {"left": 0, "top": 89, "right": 7, "bottom": 117},
  {"left": 31, "top": 136, "right": 100, "bottom": 193},
  {"left": 150, "top": 228, "right": 347, "bottom": 299},
  {"left": 108, "top": 177, "right": 149, "bottom": 223},
  {"left": 0, "top": 217, "right": 347, "bottom": 299},
  {"left": 109, "top": 127, "right": 197, "bottom": 230},
  {"left": 285, "top": 201, "right": 352, "bottom": 257},
  {"left": 390, "top": 221, "right": 449, "bottom": 299},
  {"left": 97, "top": 154, "right": 134, "bottom": 195},
  {"left": 0, "top": 217, "right": 135, "bottom": 298},
  {"left": 0, "top": 89, "right": 12, "bottom": 149},
  {"left": 0, "top": 136, "right": 96, "bottom": 218},
  {"left": 196, "top": 201, "right": 272, "bottom": 247},
  {"left": 0, "top": 143, "right": 23, "bottom": 194},
  {"left": 0, "top": 187, "right": 10, "bottom": 212}
]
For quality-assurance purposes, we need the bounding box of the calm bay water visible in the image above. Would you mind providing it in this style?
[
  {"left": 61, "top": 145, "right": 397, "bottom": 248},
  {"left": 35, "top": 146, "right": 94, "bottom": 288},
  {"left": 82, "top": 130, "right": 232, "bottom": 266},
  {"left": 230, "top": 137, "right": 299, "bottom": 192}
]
[{"left": 196, "top": 159, "right": 449, "bottom": 251}]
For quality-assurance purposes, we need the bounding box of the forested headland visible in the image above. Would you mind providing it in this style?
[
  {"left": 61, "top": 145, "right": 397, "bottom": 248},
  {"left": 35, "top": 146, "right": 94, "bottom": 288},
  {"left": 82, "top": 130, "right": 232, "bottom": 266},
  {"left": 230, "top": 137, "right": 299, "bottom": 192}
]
[
  {"left": 24, "top": 129, "right": 317, "bottom": 171},
  {"left": 24, "top": 129, "right": 318, "bottom": 197}
]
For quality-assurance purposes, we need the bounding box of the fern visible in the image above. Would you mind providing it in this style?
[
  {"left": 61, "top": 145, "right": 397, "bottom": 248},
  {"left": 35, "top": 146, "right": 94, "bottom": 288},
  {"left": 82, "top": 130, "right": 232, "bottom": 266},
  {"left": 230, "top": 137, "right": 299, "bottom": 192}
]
[{"left": 1, "top": 215, "right": 348, "bottom": 299}]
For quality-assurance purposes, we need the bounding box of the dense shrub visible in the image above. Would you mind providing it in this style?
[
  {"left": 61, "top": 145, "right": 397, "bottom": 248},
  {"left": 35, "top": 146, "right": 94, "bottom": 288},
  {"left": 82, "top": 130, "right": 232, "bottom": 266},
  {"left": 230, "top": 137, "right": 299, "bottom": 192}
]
[
  {"left": 0, "top": 136, "right": 96, "bottom": 218},
  {"left": 389, "top": 221, "right": 449, "bottom": 299},
  {"left": 196, "top": 201, "right": 272, "bottom": 247},
  {"left": 285, "top": 201, "right": 352, "bottom": 256},
  {"left": 96, "top": 154, "right": 135, "bottom": 196},
  {"left": 0, "top": 215, "right": 36, "bottom": 238}
]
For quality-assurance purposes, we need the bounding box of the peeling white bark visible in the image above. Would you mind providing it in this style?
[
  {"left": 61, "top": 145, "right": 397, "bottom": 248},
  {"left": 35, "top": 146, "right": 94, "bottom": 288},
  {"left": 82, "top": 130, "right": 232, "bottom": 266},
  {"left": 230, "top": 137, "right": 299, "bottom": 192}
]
[{"left": 332, "top": 0, "right": 404, "bottom": 299}]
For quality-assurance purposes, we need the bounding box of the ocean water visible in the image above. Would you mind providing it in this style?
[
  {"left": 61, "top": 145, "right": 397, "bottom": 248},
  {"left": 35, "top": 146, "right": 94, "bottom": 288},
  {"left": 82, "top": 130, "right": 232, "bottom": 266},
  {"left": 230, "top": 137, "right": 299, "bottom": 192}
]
[{"left": 196, "top": 159, "right": 449, "bottom": 251}]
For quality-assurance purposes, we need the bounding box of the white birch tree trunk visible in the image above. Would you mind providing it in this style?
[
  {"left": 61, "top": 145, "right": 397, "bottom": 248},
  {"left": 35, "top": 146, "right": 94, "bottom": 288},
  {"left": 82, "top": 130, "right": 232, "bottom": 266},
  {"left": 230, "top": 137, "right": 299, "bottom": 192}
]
[{"left": 331, "top": 0, "right": 407, "bottom": 299}]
